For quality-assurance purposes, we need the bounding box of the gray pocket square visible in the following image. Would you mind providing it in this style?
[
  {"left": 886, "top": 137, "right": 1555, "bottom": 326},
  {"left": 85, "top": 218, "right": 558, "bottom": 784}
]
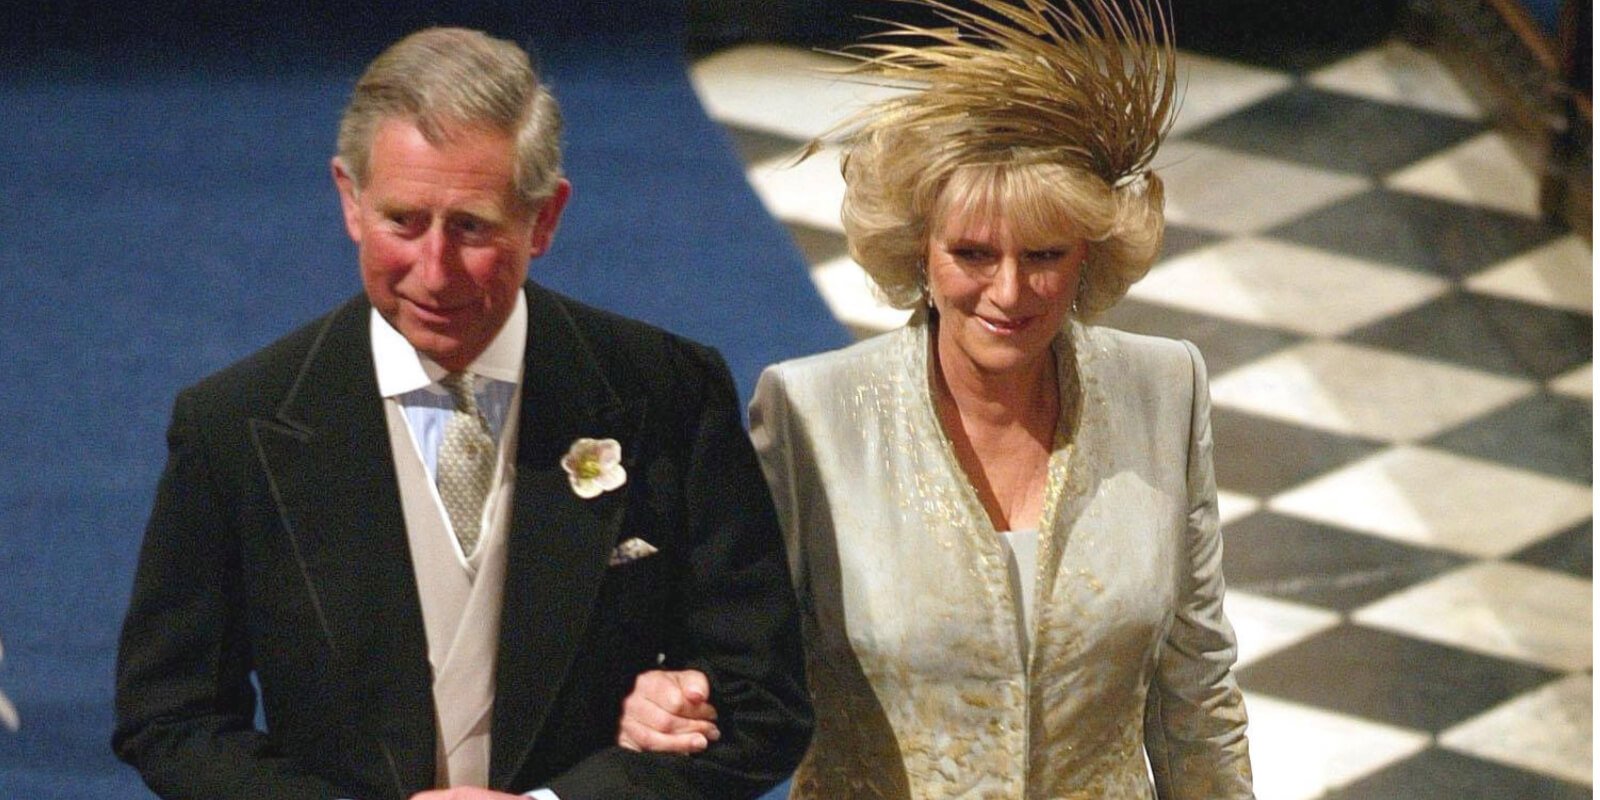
[{"left": 608, "top": 537, "right": 659, "bottom": 566}]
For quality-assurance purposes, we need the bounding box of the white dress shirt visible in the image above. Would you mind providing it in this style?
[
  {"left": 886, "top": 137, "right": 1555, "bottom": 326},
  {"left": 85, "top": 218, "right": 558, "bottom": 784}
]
[
  {"left": 366, "top": 295, "right": 561, "bottom": 800},
  {"left": 371, "top": 297, "right": 525, "bottom": 569}
]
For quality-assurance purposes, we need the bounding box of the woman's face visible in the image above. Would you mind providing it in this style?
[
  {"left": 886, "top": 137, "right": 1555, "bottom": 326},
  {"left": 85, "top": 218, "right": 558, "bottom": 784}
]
[{"left": 926, "top": 205, "right": 1086, "bottom": 379}]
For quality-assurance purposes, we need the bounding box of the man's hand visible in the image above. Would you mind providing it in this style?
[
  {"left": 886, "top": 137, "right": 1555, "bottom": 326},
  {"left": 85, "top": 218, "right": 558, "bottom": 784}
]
[
  {"left": 410, "top": 789, "right": 524, "bottom": 799},
  {"left": 617, "top": 669, "right": 720, "bottom": 754}
]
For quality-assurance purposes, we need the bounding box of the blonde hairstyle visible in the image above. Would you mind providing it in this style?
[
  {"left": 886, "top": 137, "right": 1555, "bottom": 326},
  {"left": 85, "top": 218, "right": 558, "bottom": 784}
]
[
  {"left": 830, "top": 0, "right": 1176, "bottom": 318},
  {"left": 335, "top": 27, "right": 564, "bottom": 209}
]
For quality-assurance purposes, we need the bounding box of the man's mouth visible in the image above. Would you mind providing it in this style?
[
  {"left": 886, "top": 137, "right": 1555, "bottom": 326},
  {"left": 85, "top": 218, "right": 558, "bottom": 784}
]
[{"left": 403, "top": 298, "right": 468, "bottom": 325}]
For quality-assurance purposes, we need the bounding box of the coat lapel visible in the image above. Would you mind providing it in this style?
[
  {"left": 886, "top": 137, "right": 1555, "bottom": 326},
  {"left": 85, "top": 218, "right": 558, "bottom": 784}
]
[
  {"left": 1034, "top": 322, "right": 1111, "bottom": 638},
  {"left": 247, "top": 297, "right": 436, "bottom": 798},
  {"left": 490, "top": 284, "right": 645, "bottom": 787}
]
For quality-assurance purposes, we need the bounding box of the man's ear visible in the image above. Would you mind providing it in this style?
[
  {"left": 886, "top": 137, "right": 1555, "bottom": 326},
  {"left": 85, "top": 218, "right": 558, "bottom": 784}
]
[
  {"left": 331, "top": 157, "right": 363, "bottom": 243},
  {"left": 527, "top": 179, "right": 572, "bottom": 258}
]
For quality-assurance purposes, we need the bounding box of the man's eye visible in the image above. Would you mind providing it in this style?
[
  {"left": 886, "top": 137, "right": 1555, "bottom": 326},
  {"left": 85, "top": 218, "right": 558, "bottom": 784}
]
[
  {"left": 452, "top": 218, "right": 496, "bottom": 242},
  {"left": 386, "top": 212, "right": 426, "bottom": 234}
]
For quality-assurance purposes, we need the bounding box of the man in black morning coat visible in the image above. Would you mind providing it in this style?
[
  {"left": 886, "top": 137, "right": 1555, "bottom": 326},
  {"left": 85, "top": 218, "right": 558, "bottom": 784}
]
[{"left": 113, "top": 27, "right": 810, "bottom": 800}]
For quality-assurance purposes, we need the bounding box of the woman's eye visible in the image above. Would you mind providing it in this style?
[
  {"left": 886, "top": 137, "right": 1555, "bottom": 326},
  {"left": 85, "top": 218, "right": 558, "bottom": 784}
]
[{"left": 1028, "top": 250, "right": 1066, "bottom": 263}]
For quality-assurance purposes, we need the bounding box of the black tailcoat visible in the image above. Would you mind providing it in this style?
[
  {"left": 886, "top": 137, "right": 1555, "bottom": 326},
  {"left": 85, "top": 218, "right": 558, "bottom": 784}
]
[{"left": 114, "top": 282, "right": 812, "bottom": 799}]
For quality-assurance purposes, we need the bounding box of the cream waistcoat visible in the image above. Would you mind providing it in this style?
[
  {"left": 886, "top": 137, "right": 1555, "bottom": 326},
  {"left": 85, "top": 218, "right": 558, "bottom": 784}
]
[{"left": 384, "top": 398, "right": 518, "bottom": 788}]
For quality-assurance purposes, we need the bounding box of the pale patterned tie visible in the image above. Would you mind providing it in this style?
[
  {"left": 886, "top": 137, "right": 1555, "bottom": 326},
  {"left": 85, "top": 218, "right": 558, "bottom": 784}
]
[{"left": 437, "top": 372, "right": 495, "bottom": 557}]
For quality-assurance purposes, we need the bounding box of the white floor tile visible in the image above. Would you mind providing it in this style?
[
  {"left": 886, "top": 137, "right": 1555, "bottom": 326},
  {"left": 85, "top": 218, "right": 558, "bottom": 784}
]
[
  {"left": 1217, "top": 489, "right": 1262, "bottom": 527},
  {"left": 1548, "top": 363, "right": 1592, "bottom": 399},
  {"left": 1385, "top": 132, "right": 1543, "bottom": 218},
  {"left": 1308, "top": 40, "right": 1482, "bottom": 119},
  {"left": 809, "top": 255, "right": 912, "bottom": 335},
  {"left": 1270, "top": 446, "right": 1593, "bottom": 559},
  {"left": 1157, "top": 140, "right": 1373, "bottom": 235},
  {"left": 1225, "top": 590, "right": 1342, "bottom": 668},
  {"left": 1439, "top": 672, "right": 1593, "bottom": 786},
  {"left": 1243, "top": 692, "right": 1430, "bottom": 800},
  {"left": 745, "top": 146, "right": 848, "bottom": 232},
  {"left": 1353, "top": 561, "right": 1592, "bottom": 672},
  {"left": 1465, "top": 234, "right": 1594, "bottom": 313},
  {"left": 1210, "top": 341, "right": 1535, "bottom": 442},
  {"left": 1129, "top": 237, "right": 1449, "bottom": 336},
  {"left": 1170, "top": 50, "right": 1295, "bottom": 135},
  {"left": 689, "top": 44, "right": 910, "bottom": 140}
]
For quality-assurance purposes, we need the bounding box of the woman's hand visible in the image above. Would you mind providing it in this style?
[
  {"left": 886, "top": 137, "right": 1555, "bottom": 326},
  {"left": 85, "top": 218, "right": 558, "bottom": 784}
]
[{"left": 617, "top": 669, "right": 721, "bottom": 754}]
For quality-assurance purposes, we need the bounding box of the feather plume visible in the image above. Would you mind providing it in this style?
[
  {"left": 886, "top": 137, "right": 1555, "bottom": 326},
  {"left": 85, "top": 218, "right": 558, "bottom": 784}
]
[{"left": 827, "top": 0, "right": 1177, "bottom": 186}]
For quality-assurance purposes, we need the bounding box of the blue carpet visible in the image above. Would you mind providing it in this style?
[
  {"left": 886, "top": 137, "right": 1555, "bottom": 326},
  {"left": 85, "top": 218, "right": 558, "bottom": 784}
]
[{"left": 0, "top": 2, "right": 840, "bottom": 796}]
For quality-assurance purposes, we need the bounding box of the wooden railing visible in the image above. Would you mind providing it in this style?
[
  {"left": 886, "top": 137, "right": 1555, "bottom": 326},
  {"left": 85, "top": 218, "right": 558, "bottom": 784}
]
[{"left": 1407, "top": 0, "right": 1591, "bottom": 235}]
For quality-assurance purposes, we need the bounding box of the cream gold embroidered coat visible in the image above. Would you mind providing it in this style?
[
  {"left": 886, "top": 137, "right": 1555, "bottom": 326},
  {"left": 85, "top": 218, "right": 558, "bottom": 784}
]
[{"left": 749, "top": 315, "right": 1253, "bottom": 800}]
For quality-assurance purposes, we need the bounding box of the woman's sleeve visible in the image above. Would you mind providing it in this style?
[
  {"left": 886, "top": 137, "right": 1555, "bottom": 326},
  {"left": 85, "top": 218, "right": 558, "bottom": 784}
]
[
  {"left": 1144, "top": 340, "right": 1256, "bottom": 800},
  {"left": 748, "top": 366, "right": 807, "bottom": 597}
]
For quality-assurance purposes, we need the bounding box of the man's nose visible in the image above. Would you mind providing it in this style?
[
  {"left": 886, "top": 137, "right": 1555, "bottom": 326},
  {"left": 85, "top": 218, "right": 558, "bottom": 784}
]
[{"left": 416, "top": 223, "right": 457, "bottom": 289}]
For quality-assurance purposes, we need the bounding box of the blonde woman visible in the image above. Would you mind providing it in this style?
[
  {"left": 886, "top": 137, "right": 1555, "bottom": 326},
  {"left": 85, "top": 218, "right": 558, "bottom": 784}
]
[{"left": 621, "top": 1, "right": 1253, "bottom": 796}]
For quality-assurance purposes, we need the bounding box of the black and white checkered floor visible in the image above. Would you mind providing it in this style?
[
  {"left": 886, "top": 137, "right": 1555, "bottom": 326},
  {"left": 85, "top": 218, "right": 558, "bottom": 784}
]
[{"left": 690, "top": 34, "right": 1593, "bottom": 800}]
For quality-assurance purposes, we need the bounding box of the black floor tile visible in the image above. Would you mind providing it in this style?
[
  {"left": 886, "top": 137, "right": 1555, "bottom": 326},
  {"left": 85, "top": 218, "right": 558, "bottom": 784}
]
[
  {"left": 1267, "top": 189, "right": 1567, "bottom": 279},
  {"left": 1237, "top": 624, "right": 1559, "bottom": 732},
  {"left": 1345, "top": 291, "right": 1592, "bottom": 382},
  {"left": 1160, "top": 223, "right": 1225, "bottom": 261},
  {"left": 1222, "top": 512, "right": 1467, "bottom": 611},
  {"left": 784, "top": 221, "right": 849, "bottom": 266},
  {"left": 1212, "top": 409, "right": 1386, "bottom": 497},
  {"left": 722, "top": 122, "right": 807, "bottom": 165},
  {"left": 1185, "top": 86, "right": 1483, "bottom": 176},
  {"left": 1098, "top": 299, "right": 1303, "bottom": 376},
  {"left": 1427, "top": 392, "right": 1593, "bottom": 482},
  {"left": 1325, "top": 746, "right": 1593, "bottom": 800},
  {"left": 1512, "top": 521, "right": 1593, "bottom": 579}
]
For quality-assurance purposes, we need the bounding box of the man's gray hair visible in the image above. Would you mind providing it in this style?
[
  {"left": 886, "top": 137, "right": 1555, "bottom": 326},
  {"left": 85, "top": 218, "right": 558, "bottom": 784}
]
[{"left": 336, "top": 27, "right": 564, "bottom": 209}]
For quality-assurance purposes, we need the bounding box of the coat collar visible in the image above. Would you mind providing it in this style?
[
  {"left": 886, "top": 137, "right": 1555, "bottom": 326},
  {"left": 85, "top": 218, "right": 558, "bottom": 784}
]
[
  {"left": 490, "top": 283, "right": 645, "bottom": 786},
  {"left": 249, "top": 295, "right": 436, "bottom": 797}
]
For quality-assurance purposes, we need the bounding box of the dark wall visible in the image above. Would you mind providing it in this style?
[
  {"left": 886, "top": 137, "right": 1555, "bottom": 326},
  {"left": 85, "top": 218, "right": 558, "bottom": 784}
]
[
  {"left": 687, "top": 0, "right": 1404, "bottom": 61},
  {"left": 8, "top": 0, "right": 686, "bottom": 79},
  {"left": 1522, "top": 0, "right": 1563, "bottom": 34}
]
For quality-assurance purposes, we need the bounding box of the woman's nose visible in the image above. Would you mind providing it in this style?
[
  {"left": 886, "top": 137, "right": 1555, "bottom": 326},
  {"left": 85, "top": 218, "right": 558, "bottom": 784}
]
[{"left": 988, "top": 256, "right": 1023, "bottom": 305}]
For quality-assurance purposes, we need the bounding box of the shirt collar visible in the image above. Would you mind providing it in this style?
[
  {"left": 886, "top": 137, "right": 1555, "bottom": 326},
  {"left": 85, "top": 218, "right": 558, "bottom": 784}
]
[{"left": 371, "top": 291, "right": 528, "bottom": 398}]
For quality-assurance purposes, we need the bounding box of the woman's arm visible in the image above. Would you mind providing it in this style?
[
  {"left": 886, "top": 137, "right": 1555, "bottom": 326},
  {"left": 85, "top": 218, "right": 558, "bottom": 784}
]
[{"left": 1144, "top": 341, "right": 1255, "bottom": 800}]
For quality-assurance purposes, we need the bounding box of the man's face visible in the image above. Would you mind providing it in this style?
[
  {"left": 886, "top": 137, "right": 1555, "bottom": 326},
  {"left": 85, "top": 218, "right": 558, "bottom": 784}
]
[{"left": 333, "top": 118, "right": 569, "bottom": 371}]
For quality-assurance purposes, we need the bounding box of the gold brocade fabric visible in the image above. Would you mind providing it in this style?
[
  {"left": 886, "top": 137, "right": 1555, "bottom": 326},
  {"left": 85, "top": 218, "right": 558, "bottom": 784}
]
[{"left": 748, "top": 314, "right": 1254, "bottom": 800}]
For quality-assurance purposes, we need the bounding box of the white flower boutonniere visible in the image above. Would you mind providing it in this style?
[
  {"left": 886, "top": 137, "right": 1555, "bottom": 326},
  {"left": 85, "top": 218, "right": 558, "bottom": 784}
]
[{"left": 561, "top": 437, "right": 627, "bottom": 499}]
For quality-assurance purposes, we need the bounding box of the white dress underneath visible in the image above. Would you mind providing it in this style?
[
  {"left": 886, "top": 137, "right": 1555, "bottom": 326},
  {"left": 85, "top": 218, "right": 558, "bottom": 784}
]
[{"left": 1001, "top": 529, "right": 1040, "bottom": 656}]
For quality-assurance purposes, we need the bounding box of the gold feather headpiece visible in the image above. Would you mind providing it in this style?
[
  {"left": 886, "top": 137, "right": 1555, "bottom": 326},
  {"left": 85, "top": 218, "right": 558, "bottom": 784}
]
[{"left": 831, "top": 0, "right": 1177, "bottom": 187}]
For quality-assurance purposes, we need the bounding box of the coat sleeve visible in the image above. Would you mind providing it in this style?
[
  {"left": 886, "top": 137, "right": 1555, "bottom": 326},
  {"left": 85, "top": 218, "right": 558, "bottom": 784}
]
[
  {"left": 1144, "top": 341, "right": 1256, "bottom": 800},
  {"left": 746, "top": 365, "right": 806, "bottom": 596},
  {"left": 547, "top": 349, "right": 813, "bottom": 799},
  {"left": 113, "top": 391, "right": 349, "bottom": 800}
]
